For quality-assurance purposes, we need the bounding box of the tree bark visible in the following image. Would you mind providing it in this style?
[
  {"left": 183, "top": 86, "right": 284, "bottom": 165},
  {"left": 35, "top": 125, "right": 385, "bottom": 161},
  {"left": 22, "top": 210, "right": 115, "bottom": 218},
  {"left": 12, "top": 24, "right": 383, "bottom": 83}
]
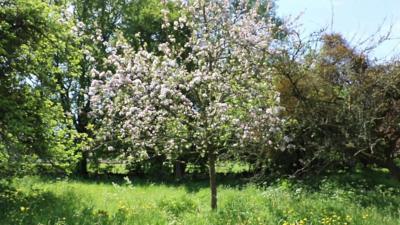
[
  {"left": 174, "top": 160, "right": 186, "bottom": 180},
  {"left": 74, "top": 108, "right": 90, "bottom": 177},
  {"left": 208, "top": 153, "right": 217, "bottom": 210},
  {"left": 76, "top": 150, "right": 89, "bottom": 178}
]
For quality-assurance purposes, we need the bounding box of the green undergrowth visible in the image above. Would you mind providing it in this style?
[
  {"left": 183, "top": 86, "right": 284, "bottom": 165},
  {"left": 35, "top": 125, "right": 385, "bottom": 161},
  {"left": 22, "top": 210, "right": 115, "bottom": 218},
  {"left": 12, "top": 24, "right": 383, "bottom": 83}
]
[{"left": 0, "top": 170, "right": 399, "bottom": 225}]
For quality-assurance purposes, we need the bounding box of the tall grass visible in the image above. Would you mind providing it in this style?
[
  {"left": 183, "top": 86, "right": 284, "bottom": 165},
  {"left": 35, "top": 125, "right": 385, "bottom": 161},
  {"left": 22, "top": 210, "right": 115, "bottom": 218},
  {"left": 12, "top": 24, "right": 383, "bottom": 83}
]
[{"left": 1, "top": 171, "right": 399, "bottom": 225}]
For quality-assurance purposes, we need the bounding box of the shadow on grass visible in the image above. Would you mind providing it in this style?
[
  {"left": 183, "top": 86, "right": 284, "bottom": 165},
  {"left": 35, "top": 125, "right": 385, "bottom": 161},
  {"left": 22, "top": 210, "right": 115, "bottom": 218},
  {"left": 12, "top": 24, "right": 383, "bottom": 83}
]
[
  {"left": 38, "top": 171, "right": 252, "bottom": 194},
  {"left": 1, "top": 187, "right": 81, "bottom": 225},
  {"left": 0, "top": 185, "right": 133, "bottom": 225}
]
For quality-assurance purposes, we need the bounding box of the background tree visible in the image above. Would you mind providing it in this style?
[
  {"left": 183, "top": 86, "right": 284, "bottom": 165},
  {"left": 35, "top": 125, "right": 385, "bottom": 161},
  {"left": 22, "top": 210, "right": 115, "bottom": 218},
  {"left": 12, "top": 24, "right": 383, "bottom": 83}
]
[
  {"left": 267, "top": 31, "right": 400, "bottom": 179},
  {"left": 58, "top": 0, "right": 186, "bottom": 176},
  {"left": 0, "top": 0, "right": 80, "bottom": 178},
  {"left": 341, "top": 60, "right": 400, "bottom": 179}
]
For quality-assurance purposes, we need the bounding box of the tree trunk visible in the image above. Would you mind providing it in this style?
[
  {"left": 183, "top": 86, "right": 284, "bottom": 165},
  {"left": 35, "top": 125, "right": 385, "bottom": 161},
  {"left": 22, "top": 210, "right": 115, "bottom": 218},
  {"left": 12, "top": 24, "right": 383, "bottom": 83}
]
[
  {"left": 76, "top": 150, "right": 89, "bottom": 177},
  {"left": 174, "top": 160, "right": 186, "bottom": 180},
  {"left": 208, "top": 153, "right": 217, "bottom": 210},
  {"left": 75, "top": 109, "right": 90, "bottom": 177}
]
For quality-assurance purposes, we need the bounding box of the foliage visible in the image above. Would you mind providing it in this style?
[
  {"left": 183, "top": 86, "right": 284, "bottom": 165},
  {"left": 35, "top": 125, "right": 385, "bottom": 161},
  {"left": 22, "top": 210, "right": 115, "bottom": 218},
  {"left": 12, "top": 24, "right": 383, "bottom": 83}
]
[
  {"left": 66, "top": 0, "right": 187, "bottom": 176},
  {"left": 264, "top": 32, "right": 400, "bottom": 179},
  {"left": 0, "top": 0, "right": 81, "bottom": 178},
  {"left": 341, "top": 61, "right": 400, "bottom": 177}
]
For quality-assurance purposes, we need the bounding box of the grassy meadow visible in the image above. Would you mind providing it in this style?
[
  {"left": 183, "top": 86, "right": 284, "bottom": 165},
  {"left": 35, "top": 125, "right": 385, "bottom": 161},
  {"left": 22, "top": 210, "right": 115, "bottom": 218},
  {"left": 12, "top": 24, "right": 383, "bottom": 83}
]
[{"left": 1, "top": 170, "right": 399, "bottom": 225}]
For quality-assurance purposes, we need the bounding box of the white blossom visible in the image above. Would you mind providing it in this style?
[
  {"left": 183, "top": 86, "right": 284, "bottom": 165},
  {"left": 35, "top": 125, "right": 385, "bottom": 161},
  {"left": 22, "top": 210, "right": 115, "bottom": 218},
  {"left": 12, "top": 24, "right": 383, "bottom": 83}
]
[{"left": 89, "top": 0, "right": 289, "bottom": 161}]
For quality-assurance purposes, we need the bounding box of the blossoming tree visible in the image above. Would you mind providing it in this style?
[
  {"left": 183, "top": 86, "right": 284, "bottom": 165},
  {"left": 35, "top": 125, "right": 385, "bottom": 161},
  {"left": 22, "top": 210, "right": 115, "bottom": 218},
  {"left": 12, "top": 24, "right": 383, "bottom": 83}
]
[{"left": 90, "top": 0, "right": 285, "bottom": 209}]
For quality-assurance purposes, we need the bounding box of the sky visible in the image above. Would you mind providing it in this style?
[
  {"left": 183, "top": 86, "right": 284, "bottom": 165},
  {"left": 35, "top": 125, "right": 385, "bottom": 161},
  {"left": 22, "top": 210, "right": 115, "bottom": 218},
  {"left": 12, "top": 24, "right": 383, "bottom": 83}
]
[{"left": 275, "top": 0, "right": 400, "bottom": 61}]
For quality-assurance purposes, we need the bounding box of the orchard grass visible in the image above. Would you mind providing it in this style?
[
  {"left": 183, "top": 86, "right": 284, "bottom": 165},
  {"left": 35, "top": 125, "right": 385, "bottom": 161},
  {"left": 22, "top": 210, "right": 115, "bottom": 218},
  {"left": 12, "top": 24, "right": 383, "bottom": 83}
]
[{"left": 0, "top": 169, "right": 399, "bottom": 225}]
